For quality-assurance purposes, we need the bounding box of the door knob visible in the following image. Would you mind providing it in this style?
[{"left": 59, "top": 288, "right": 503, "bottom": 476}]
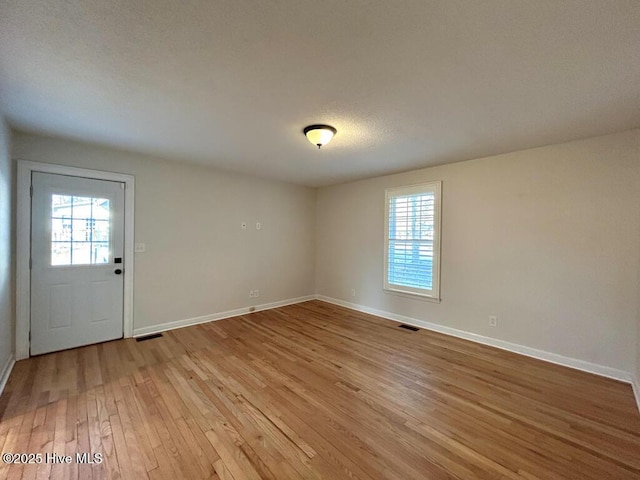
[{"left": 114, "top": 269, "right": 123, "bottom": 275}]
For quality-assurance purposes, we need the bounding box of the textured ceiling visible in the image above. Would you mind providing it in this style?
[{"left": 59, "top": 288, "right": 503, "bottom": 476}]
[{"left": 1, "top": 1, "right": 639, "bottom": 186}]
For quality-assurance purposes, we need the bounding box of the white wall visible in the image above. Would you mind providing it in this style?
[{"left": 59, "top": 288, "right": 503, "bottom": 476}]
[
  {"left": 0, "top": 118, "right": 14, "bottom": 378},
  {"left": 317, "top": 129, "right": 640, "bottom": 374},
  {"left": 13, "top": 132, "right": 316, "bottom": 331}
]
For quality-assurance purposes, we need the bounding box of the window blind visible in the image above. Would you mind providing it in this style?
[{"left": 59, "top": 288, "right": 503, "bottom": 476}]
[{"left": 384, "top": 182, "right": 441, "bottom": 299}]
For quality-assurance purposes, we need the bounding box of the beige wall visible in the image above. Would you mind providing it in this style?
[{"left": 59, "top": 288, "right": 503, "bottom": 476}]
[
  {"left": 637, "top": 263, "right": 640, "bottom": 385},
  {"left": 0, "top": 118, "right": 13, "bottom": 371},
  {"left": 13, "top": 132, "right": 316, "bottom": 330},
  {"left": 10, "top": 129, "right": 640, "bottom": 382},
  {"left": 317, "top": 130, "right": 640, "bottom": 373}
]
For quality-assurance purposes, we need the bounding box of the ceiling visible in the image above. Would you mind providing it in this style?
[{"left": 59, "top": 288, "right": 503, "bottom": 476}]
[{"left": 1, "top": 1, "right": 639, "bottom": 187}]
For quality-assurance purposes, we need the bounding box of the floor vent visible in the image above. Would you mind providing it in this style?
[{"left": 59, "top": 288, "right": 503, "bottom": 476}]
[
  {"left": 398, "top": 324, "right": 419, "bottom": 332},
  {"left": 136, "top": 333, "right": 163, "bottom": 342}
]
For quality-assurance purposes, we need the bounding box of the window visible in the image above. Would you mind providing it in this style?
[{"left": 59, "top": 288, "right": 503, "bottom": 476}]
[
  {"left": 384, "top": 182, "right": 441, "bottom": 300},
  {"left": 51, "top": 194, "right": 111, "bottom": 266}
]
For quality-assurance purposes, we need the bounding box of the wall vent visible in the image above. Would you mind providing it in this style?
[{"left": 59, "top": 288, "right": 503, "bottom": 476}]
[
  {"left": 398, "top": 324, "right": 419, "bottom": 332},
  {"left": 136, "top": 333, "right": 163, "bottom": 342}
]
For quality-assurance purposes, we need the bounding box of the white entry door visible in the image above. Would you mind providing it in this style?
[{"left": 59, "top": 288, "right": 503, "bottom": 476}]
[{"left": 30, "top": 172, "right": 125, "bottom": 355}]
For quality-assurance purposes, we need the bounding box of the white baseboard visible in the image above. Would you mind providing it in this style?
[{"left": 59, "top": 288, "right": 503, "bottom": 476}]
[
  {"left": 133, "top": 295, "right": 316, "bottom": 337},
  {"left": 632, "top": 376, "right": 640, "bottom": 415},
  {"left": 0, "top": 354, "right": 16, "bottom": 397},
  {"left": 316, "top": 295, "right": 634, "bottom": 385}
]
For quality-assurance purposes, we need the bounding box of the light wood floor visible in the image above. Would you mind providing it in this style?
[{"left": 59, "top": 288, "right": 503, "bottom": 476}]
[{"left": 1, "top": 300, "right": 639, "bottom": 480}]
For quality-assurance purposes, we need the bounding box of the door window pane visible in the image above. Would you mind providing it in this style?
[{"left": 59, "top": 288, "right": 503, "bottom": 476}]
[
  {"left": 93, "top": 220, "right": 110, "bottom": 242},
  {"left": 92, "top": 198, "right": 110, "bottom": 220},
  {"left": 51, "top": 242, "right": 71, "bottom": 266},
  {"left": 71, "top": 242, "right": 92, "bottom": 264},
  {"left": 51, "top": 218, "right": 71, "bottom": 241},
  {"left": 92, "top": 243, "right": 110, "bottom": 264},
  {"left": 50, "top": 195, "right": 111, "bottom": 265},
  {"left": 72, "top": 219, "right": 90, "bottom": 241}
]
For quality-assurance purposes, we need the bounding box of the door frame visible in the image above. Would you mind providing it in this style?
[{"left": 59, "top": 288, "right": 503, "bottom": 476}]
[{"left": 16, "top": 160, "right": 135, "bottom": 360}]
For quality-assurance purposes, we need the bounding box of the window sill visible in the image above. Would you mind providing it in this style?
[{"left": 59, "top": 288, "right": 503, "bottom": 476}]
[{"left": 383, "top": 287, "right": 441, "bottom": 303}]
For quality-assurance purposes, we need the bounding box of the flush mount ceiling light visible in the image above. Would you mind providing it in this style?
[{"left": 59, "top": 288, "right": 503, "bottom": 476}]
[{"left": 303, "top": 124, "right": 337, "bottom": 149}]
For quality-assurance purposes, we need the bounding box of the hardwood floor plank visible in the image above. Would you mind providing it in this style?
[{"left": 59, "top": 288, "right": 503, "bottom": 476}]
[
  {"left": 117, "top": 378, "right": 158, "bottom": 474},
  {"left": 1, "top": 300, "right": 639, "bottom": 479}
]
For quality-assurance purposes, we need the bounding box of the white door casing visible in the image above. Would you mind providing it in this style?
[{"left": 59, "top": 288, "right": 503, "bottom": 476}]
[
  {"left": 30, "top": 172, "right": 125, "bottom": 355},
  {"left": 16, "top": 161, "right": 135, "bottom": 360}
]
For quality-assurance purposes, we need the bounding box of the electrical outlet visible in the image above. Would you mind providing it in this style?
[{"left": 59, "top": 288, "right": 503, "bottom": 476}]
[
  {"left": 134, "top": 243, "right": 146, "bottom": 253},
  {"left": 254, "top": 289, "right": 259, "bottom": 297},
  {"left": 256, "top": 222, "right": 262, "bottom": 230},
  {"left": 489, "top": 315, "right": 498, "bottom": 327},
  {"left": 249, "top": 290, "right": 254, "bottom": 298},
  {"left": 351, "top": 289, "right": 356, "bottom": 297}
]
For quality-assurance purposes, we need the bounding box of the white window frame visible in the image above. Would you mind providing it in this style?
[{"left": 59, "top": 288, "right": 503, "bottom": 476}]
[{"left": 384, "top": 181, "right": 442, "bottom": 302}]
